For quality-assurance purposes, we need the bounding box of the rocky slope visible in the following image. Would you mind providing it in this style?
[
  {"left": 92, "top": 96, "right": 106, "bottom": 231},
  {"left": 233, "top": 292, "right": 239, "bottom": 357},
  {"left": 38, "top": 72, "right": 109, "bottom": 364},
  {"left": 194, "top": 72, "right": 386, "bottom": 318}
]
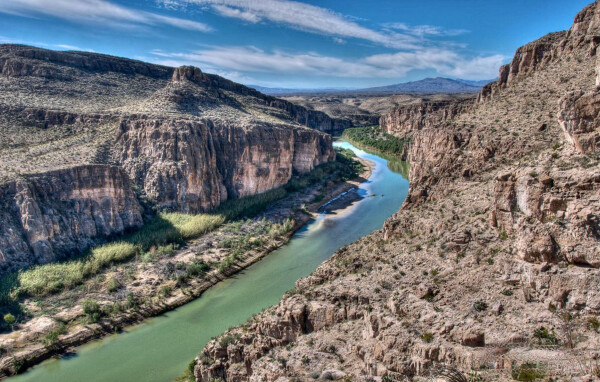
[
  {"left": 194, "top": 2, "right": 600, "bottom": 381},
  {"left": 379, "top": 99, "right": 473, "bottom": 139},
  {"left": 0, "top": 45, "right": 347, "bottom": 273}
]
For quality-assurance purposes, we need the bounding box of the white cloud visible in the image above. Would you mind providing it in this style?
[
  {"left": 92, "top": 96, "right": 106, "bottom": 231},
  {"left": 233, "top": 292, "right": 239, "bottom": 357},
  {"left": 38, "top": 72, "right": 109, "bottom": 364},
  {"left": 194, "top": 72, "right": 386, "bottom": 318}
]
[
  {"left": 150, "top": 46, "right": 505, "bottom": 80},
  {"left": 164, "top": 0, "right": 421, "bottom": 49},
  {"left": 0, "top": 0, "right": 212, "bottom": 32},
  {"left": 211, "top": 4, "right": 260, "bottom": 22},
  {"left": 55, "top": 44, "right": 95, "bottom": 52},
  {"left": 386, "top": 23, "right": 468, "bottom": 37}
]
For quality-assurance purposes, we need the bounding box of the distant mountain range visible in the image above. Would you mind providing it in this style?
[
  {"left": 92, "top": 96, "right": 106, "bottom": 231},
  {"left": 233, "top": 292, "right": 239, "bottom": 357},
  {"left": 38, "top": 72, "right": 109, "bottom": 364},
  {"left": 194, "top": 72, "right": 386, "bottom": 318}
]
[{"left": 250, "top": 77, "right": 496, "bottom": 96}]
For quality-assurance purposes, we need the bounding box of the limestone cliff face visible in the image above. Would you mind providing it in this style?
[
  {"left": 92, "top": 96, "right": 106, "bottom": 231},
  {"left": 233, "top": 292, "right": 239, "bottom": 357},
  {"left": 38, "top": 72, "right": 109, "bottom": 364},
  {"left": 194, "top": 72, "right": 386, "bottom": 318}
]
[
  {"left": 0, "top": 166, "right": 143, "bottom": 273},
  {"left": 379, "top": 100, "right": 473, "bottom": 137},
  {"left": 558, "top": 88, "right": 600, "bottom": 154},
  {"left": 477, "top": 32, "right": 565, "bottom": 104},
  {"left": 117, "top": 118, "right": 334, "bottom": 212}
]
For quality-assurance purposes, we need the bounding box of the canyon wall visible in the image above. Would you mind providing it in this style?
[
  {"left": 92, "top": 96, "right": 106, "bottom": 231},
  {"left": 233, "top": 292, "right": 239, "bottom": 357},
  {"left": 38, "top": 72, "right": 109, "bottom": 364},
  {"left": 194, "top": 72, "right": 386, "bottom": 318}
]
[
  {"left": 117, "top": 118, "right": 334, "bottom": 212},
  {"left": 0, "top": 166, "right": 144, "bottom": 273},
  {"left": 379, "top": 99, "right": 473, "bottom": 137}
]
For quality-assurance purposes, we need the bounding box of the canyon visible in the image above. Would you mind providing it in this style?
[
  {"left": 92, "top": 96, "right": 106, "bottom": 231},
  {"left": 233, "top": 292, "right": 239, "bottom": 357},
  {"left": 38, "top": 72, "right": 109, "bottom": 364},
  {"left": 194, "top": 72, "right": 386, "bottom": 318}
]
[
  {"left": 0, "top": 45, "right": 349, "bottom": 272},
  {"left": 195, "top": 2, "right": 600, "bottom": 381}
]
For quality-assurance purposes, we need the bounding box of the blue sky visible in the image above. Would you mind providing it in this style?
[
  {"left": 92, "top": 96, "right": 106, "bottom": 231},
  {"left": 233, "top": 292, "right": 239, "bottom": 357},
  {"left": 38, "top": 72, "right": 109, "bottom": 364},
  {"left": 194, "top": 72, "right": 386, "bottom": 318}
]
[{"left": 0, "top": 0, "right": 592, "bottom": 88}]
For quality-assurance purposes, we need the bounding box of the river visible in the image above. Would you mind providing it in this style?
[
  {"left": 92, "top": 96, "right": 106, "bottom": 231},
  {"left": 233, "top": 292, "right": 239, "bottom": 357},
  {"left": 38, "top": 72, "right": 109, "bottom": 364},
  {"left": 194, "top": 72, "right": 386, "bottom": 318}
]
[{"left": 9, "top": 140, "right": 409, "bottom": 382}]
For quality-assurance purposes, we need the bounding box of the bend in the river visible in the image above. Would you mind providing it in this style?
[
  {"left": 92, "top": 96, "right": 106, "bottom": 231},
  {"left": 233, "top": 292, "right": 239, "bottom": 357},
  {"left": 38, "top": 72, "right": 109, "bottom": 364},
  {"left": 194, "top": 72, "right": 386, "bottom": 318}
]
[{"left": 9, "top": 140, "right": 409, "bottom": 382}]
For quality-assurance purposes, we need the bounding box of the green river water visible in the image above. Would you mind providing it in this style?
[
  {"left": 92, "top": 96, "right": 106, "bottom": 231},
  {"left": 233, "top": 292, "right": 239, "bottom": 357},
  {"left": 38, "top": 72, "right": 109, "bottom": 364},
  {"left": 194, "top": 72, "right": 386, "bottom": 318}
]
[{"left": 9, "top": 140, "right": 409, "bottom": 382}]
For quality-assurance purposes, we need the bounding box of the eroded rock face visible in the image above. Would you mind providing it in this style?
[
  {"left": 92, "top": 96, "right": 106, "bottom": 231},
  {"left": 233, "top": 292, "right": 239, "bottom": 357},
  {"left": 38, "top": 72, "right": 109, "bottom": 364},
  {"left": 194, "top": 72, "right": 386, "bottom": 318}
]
[
  {"left": 117, "top": 118, "right": 334, "bottom": 212},
  {"left": 380, "top": 100, "right": 473, "bottom": 137},
  {"left": 493, "top": 169, "right": 600, "bottom": 267},
  {"left": 0, "top": 166, "right": 143, "bottom": 273},
  {"left": 558, "top": 90, "right": 600, "bottom": 154},
  {"left": 478, "top": 32, "right": 565, "bottom": 103}
]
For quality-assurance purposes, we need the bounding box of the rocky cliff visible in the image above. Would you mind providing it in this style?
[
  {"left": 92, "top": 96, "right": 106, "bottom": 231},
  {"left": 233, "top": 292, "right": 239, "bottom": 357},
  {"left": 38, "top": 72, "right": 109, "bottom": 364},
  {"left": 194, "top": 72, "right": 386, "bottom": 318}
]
[
  {"left": 0, "top": 166, "right": 143, "bottom": 274},
  {"left": 195, "top": 2, "right": 600, "bottom": 381},
  {"left": 379, "top": 99, "right": 473, "bottom": 137},
  {"left": 0, "top": 45, "right": 341, "bottom": 272}
]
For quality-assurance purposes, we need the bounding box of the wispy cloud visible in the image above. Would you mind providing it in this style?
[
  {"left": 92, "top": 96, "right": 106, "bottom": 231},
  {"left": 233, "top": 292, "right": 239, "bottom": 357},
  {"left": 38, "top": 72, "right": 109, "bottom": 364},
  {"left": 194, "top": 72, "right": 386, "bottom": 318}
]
[
  {"left": 55, "top": 44, "right": 95, "bottom": 52},
  {"left": 150, "top": 46, "right": 504, "bottom": 80},
  {"left": 386, "top": 23, "right": 468, "bottom": 37},
  {"left": 163, "top": 0, "right": 421, "bottom": 49},
  {"left": 0, "top": 0, "right": 212, "bottom": 32}
]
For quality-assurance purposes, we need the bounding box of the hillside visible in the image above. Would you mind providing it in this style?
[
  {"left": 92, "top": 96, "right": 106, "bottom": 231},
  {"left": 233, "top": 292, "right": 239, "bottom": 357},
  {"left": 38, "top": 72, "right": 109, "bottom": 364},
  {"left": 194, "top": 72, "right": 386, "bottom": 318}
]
[
  {"left": 195, "top": 2, "right": 600, "bottom": 381},
  {"left": 0, "top": 45, "right": 350, "bottom": 273}
]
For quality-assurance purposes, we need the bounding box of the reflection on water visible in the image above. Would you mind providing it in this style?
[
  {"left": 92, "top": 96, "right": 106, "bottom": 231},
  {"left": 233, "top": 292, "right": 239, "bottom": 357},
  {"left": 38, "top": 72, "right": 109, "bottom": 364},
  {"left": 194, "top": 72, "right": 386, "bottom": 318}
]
[{"left": 9, "top": 141, "right": 409, "bottom": 382}]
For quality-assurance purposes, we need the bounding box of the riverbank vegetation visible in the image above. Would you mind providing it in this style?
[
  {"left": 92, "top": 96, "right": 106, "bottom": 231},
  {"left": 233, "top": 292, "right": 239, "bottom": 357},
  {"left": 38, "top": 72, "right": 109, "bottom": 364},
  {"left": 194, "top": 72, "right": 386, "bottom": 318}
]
[
  {"left": 342, "top": 126, "right": 406, "bottom": 157},
  {"left": 0, "top": 148, "right": 363, "bottom": 329}
]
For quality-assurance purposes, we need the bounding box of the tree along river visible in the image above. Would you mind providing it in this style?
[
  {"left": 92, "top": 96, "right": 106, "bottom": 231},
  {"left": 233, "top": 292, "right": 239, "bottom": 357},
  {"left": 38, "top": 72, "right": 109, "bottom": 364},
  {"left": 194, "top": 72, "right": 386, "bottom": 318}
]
[{"left": 9, "top": 140, "right": 409, "bottom": 382}]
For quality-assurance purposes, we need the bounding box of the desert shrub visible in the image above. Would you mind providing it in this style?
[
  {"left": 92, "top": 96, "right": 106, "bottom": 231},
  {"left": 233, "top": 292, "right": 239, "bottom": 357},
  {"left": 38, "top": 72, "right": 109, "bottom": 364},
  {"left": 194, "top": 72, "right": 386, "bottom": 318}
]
[
  {"left": 3, "top": 313, "right": 15, "bottom": 327},
  {"left": 160, "top": 285, "right": 172, "bottom": 297},
  {"left": 106, "top": 277, "right": 119, "bottom": 293},
  {"left": 511, "top": 362, "right": 545, "bottom": 381},
  {"left": 533, "top": 327, "right": 559, "bottom": 345},
  {"left": 219, "top": 333, "right": 241, "bottom": 348},
  {"left": 473, "top": 300, "right": 488, "bottom": 312},
  {"left": 421, "top": 332, "right": 434, "bottom": 343},
  {"left": 588, "top": 316, "right": 600, "bottom": 331},
  {"left": 82, "top": 299, "right": 101, "bottom": 323},
  {"left": 42, "top": 324, "right": 67, "bottom": 347},
  {"left": 186, "top": 260, "right": 210, "bottom": 277}
]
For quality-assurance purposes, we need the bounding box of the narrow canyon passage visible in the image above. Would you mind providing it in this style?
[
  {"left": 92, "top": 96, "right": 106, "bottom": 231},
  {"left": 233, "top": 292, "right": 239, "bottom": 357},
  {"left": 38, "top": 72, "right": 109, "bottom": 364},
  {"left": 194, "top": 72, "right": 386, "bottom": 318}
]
[{"left": 8, "top": 140, "right": 409, "bottom": 382}]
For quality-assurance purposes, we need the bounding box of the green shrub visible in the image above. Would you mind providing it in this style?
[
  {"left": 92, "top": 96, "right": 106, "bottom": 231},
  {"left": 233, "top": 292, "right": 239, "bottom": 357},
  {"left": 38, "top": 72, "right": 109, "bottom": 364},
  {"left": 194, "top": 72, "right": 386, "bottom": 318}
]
[
  {"left": 421, "top": 332, "right": 434, "bottom": 343},
  {"left": 511, "top": 362, "right": 545, "bottom": 381},
  {"left": 3, "top": 313, "right": 15, "bottom": 327},
  {"left": 82, "top": 299, "right": 101, "bottom": 323},
  {"left": 163, "top": 213, "right": 225, "bottom": 240},
  {"left": 42, "top": 324, "right": 67, "bottom": 347},
  {"left": 219, "top": 333, "right": 241, "bottom": 348},
  {"left": 533, "top": 327, "right": 559, "bottom": 345},
  {"left": 473, "top": 300, "right": 488, "bottom": 312}
]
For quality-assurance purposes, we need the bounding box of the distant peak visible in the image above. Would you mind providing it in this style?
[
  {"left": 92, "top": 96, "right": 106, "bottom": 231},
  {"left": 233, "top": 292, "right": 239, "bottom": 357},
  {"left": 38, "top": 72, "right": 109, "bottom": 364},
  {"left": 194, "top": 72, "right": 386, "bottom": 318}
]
[{"left": 172, "top": 65, "right": 205, "bottom": 83}]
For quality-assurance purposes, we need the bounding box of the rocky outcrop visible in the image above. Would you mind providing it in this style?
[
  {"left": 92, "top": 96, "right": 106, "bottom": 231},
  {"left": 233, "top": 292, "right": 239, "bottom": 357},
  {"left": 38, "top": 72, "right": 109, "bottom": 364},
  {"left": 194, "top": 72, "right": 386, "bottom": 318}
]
[
  {"left": 558, "top": 90, "right": 600, "bottom": 154},
  {"left": 0, "top": 166, "right": 143, "bottom": 273},
  {"left": 380, "top": 99, "right": 473, "bottom": 137},
  {"left": 478, "top": 32, "right": 565, "bottom": 103},
  {"left": 169, "top": 64, "right": 351, "bottom": 133},
  {"left": 117, "top": 118, "right": 334, "bottom": 212},
  {"left": 493, "top": 169, "right": 600, "bottom": 267}
]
